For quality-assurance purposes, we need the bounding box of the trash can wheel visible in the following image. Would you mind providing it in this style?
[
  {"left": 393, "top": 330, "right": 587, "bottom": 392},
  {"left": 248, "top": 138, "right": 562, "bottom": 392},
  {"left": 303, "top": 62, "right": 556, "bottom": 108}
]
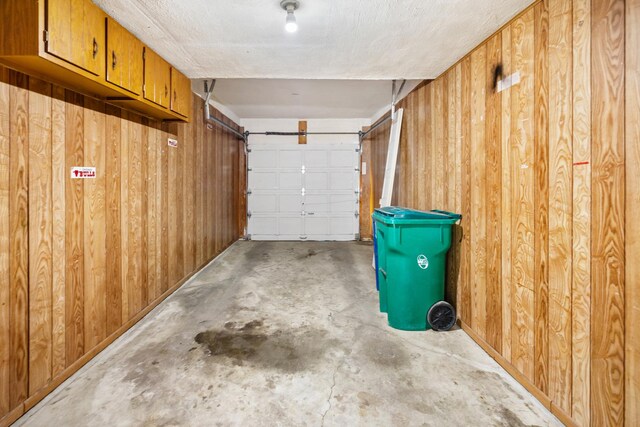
[{"left": 427, "top": 301, "right": 456, "bottom": 331}]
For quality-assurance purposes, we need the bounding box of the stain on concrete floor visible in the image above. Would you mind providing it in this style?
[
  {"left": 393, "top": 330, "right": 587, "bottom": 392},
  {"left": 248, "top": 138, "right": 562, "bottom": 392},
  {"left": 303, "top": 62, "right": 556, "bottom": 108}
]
[{"left": 15, "top": 241, "right": 561, "bottom": 427}]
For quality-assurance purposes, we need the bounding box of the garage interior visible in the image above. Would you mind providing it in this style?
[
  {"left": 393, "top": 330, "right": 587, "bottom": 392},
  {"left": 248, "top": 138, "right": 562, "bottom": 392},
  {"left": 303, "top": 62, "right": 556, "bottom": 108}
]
[{"left": 0, "top": 0, "right": 638, "bottom": 426}]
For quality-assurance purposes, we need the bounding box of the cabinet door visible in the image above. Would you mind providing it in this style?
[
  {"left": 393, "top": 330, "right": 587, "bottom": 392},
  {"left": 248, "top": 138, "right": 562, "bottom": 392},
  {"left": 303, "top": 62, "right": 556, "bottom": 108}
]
[
  {"left": 47, "top": 0, "right": 104, "bottom": 76},
  {"left": 82, "top": 1, "right": 105, "bottom": 77},
  {"left": 106, "top": 18, "right": 143, "bottom": 95},
  {"left": 47, "top": 0, "right": 72, "bottom": 63},
  {"left": 170, "top": 68, "right": 191, "bottom": 117},
  {"left": 144, "top": 48, "right": 171, "bottom": 108}
]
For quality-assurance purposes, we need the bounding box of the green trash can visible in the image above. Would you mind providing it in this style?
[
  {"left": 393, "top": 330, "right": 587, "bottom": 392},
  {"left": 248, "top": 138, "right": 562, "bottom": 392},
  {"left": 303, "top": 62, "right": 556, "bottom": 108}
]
[{"left": 372, "top": 207, "right": 461, "bottom": 331}]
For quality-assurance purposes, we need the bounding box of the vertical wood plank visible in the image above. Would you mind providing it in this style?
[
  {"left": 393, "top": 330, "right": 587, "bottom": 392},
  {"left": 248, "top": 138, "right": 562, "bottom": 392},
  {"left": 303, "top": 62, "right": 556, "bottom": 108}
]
[
  {"left": 9, "top": 70, "right": 29, "bottom": 408},
  {"left": 626, "top": 0, "right": 640, "bottom": 424},
  {"left": 128, "top": 114, "right": 143, "bottom": 318},
  {"left": 460, "top": 57, "right": 472, "bottom": 325},
  {"left": 591, "top": 0, "right": 625, "bottom": 424},
  {"left": 183, "top": 115, "right": 194, "bottom": 274},
  {"left": 500, "top": 26, "right": 513, "bottom": 363},
  {"left": 424, "top": 85, "right": 432, "bottom": 210},
  {"left": 454, "top": 64, "right": 463, "bottom": 315},
  {"left": 204, "top": 119, "right": 212, "bottom": 259},
  {"left": 485, "top": 34, "right": 502, "bottom": 352},
  {"left": 571, "top": 0, "right": 591, "bottom": 422},
  {"left": 160, "top": 126, "right": 169, "bottom": 293},
  {"left": 215, "top": 111, "right": 223, "bottom": 254},
  {"left": 298, "top": 120, "right": 307, "bottom": 145},
  {"left": 470, "top": 45, "right": 487, "bottom": 339},
  {"left": 154, "top": 121, "right": 163, "bottom": 297},
  {"left": 140, "top": 119, "right": 148, "bottom": 308},
  {"left": 195, "top": 100, "right": 205, "bottom": 263},
  {"left": 433, "top": 80, "right": 444, "bottom": 208},
  {"left": 547, "top": 0, "right": 573, "bottom": 411},
  {"left": 417, "top": 86, "right": 427, "bottom": 211},
  {"left": 65, "top": 90, "right": 84, "bottom": 366},
  {"left": 0, "top": 68, "right": 11, "bottom": 415},
  {"left": 534, "top": 0, "right": 550, "bottom": 395},
  {"left": 406, "top": 92, "right": 420, "bottom": 208},
  {"left": 120, "top": 111, "right": 129, "bottom": 322},
  {"left": 83, "top": 97, "right": 106, "bottom": 351},
  {"left": 105, "top": 105, "right": 121, "bottom": 334},
  {"left": 28, "top": 78, "right": 52, "bottom": 394},
  {"left": 510, "top": 9, "right": 536, "bottom": 381},
  {"left": 50, "top": 85, "right": 66, "bottom": 377},
  {"left": 146, "top": 121, "right": 158, "bottom": 302}
]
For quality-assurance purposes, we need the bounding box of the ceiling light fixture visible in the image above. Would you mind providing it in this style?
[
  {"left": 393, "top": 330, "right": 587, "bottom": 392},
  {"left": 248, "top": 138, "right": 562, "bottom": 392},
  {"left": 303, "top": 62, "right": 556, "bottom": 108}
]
[{"left": 280, "top": 0, "right": 299, "bottom": 33}]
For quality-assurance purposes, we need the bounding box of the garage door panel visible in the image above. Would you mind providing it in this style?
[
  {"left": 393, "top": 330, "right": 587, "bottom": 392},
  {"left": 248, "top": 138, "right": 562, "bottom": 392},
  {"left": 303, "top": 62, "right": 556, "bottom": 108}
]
[
  {"left": 278, "top": 216, "right": 303, "bottom": 235},
  {"left": 280, "top": 172, "right": 302, "bottom": 189},
  {"left": 279, "top": 150, "right": 303, "bottom": 168},
  {"left": 247, "top": 143, "right": 358, "bottom": 241},
  {"left": 305, "top": 194, "right": 329, "bottom": 213},
  {"left": 249, "top": 150, "right": 278, "bottom": 168},
  {"left": 249, "top": 194, "right": 277, "bottom": 213},
  {"left": 330, "top": 150, "right": 354, "bottom": 167},
  {"left": 304, "top": 150, "right": 328, "bottom": 167},
  {"left": 305, "top": 216, "right": 329, "bottom": 235},
  {"left": 330, "top": 194, "right": 356, "bottom": 212},
  {"left": 280, "top": 194, "right": 303, "bottom": 212},
  {"left": 330, "top": 172, "right": 355, "bottom": 190},
  {"left": 331, "top": 216, "right": 356, "bottom": 235},
  {"left": 250, "top": 172, "right": 278, "bottom": 189},
  {"left": 250, "top": 217, "right": 278, "bottom": 235},
  {"left": 306, "top": 172, "right": 328, "bottom": 190}
]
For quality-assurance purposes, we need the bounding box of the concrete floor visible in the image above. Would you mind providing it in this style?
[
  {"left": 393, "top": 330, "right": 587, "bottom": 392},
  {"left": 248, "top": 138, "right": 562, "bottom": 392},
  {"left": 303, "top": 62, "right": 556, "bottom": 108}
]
[{"left": 17, "top": 241, "right": 560, "bottom": 427}]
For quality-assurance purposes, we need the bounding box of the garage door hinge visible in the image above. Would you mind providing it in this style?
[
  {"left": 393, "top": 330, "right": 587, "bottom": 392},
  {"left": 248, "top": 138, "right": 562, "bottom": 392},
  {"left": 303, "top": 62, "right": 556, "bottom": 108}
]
[
  {"left": 355, "top": 211, "right": 359, "bottom": 217},
  {"left": 247, "top": 167, "right": 252, "bottom": 171},
  {"left": 247, "top": 189, "right": 252, "bottom": 195},
  {"left": 355, "top": 148, "right": 360, "bottom": 152},
  {"left": 247, "top": 211, "right": 252, "bottom": 218},
  {"left": 355, "top": 167, "right": 360, "bottom": 172},
  {"left": 246, "top": 148, "right": 252, "bottom": 153}
]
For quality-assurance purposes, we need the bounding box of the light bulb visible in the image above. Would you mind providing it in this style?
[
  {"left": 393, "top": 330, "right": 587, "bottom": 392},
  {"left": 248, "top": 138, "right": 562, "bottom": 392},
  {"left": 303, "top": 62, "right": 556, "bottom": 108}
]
[{"left": 285, "top": 9, "right": 298, "bottom": 32}]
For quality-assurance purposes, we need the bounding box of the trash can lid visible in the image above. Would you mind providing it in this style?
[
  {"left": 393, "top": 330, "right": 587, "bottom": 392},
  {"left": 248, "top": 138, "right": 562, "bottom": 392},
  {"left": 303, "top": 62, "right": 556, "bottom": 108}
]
[{"left": 372, "top": 206, "right": 462, "bottom": 225}]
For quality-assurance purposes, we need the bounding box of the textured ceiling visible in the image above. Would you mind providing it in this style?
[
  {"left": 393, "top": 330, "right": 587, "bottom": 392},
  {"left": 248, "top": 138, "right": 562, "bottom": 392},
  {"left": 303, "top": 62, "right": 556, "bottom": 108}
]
[
  {"left": 192, "top": 78, "right": 421, "bottom": 119},
  {"left": 93, "top": 0, "right": 532, "bottom": 80}
]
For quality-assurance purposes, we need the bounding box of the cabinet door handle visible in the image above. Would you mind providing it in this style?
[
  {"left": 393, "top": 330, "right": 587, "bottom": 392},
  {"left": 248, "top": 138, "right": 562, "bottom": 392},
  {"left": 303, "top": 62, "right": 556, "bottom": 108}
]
[
  {"left": 165, "top": 85, "right": 169, "bottom": 98},
  {"left": 112, "top": 51, "right": 117, "bottom": 70},
  {"left": 92, "top": 38, "right": 98, "bottom": 59}
]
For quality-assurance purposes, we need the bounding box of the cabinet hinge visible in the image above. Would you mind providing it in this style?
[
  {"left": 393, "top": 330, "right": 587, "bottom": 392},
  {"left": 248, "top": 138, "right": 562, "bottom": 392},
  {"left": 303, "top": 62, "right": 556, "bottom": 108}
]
[{"left": 43, "top": 30, "right": 49, "bottom": 43}]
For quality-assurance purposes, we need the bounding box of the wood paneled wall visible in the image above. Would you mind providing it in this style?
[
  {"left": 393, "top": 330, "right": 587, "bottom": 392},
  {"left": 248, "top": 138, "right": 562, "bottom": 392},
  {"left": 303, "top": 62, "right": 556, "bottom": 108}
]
[
  {"left": 362, "top": 0, "right": 637, "bottom": 425},
  {"left": 0, "top": 66, "right": 246, "bottom": 426},
  {"left": 359, "top": 116, "right": 392, "bottom": 239}
]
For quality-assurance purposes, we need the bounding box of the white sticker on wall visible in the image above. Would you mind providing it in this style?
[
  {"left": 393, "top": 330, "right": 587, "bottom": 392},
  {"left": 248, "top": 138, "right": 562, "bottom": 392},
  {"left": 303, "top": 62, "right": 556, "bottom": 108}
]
[
  {"left": 168, "top": 138, "right": 178, "bottom": 148},
  {"left": 362, "top": 162, "right": 367, "bottom": 175},
  {"left": 497, "top": 71, "right": 521, "bottom": 93},
  {"left": 70, "top": 167, "right": 96, "bottom": 179}
]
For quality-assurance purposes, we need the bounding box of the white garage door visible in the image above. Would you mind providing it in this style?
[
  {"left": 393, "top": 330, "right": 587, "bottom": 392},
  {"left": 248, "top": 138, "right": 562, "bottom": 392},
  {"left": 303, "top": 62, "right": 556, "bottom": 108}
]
[{"left": 247, "top": 143, "right": 359, "bottom": 241}]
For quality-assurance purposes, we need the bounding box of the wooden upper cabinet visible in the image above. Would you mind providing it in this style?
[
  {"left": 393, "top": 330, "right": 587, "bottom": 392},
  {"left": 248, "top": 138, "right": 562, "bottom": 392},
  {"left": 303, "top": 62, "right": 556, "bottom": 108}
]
[
  {"left": 46, "top": 0, "right": 105, "bottom": 76},
  {"left": 0, "top": 0, "right": 188, "bottom": 121},
  {"left": 170, "top": 68, "right": 191, "bottom": 118},
  {"left": 106, "top": 18, "right": 143, "bottom": 95},
  {"left": 143, "top": 47, "right": 171, "bottom": 109}
]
